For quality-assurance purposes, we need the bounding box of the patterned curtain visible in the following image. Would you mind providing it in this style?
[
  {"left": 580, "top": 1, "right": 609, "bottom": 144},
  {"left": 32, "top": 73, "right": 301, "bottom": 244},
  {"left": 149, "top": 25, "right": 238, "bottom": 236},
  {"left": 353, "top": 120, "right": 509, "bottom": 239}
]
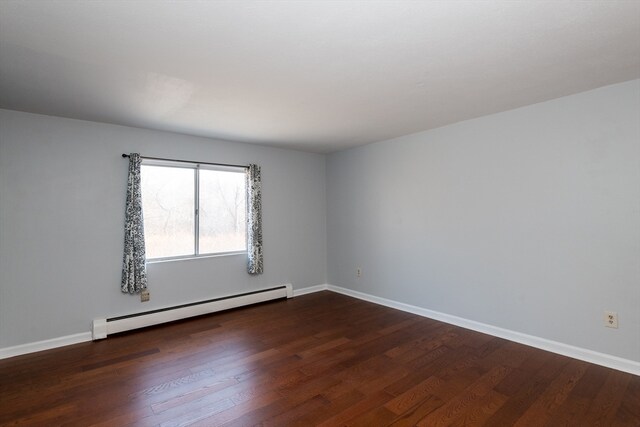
[
  {"left": 246, "top": 164, "right": 263, "bottom": 274},
  {"left": 121, "top": 153, "right": 148, "bottom": 294}
]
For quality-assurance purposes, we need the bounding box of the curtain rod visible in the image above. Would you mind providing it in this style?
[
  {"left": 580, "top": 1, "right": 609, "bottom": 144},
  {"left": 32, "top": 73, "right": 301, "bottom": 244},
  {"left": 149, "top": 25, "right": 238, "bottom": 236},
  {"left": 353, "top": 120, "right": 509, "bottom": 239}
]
[{"left": 121, "top": 153, "right": 248, "bottom": 169}]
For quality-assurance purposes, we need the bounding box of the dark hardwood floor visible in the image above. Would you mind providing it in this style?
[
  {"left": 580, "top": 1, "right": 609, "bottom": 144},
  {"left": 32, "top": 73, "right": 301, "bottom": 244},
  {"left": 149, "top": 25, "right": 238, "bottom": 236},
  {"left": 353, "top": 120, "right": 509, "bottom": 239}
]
[{"left": 1, "top": 291, "right": 638, "bottom": 426}]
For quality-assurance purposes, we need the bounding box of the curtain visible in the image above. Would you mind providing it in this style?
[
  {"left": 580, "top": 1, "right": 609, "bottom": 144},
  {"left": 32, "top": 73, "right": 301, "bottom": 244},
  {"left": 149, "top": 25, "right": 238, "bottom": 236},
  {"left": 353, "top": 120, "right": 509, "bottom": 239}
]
[
  {"left": 121, "top": 153, "right": 148, "bottom": 294},
  {"left": 246, "top": 164, "right": 263, "bottom": 274}
]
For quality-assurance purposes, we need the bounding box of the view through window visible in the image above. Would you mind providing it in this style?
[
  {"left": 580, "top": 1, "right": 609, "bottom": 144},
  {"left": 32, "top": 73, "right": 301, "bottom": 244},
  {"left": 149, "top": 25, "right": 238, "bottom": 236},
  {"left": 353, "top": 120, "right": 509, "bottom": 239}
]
[{"left": 141, "top": 162, "right": 247, "bottom": 260}]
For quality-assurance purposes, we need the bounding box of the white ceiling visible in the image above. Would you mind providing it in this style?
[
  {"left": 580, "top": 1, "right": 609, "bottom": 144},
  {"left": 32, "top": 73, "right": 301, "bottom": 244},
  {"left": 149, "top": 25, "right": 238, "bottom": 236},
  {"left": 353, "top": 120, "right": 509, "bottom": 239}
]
[{"left": 1, "top": 1, "right": 639, "bottom": 153}]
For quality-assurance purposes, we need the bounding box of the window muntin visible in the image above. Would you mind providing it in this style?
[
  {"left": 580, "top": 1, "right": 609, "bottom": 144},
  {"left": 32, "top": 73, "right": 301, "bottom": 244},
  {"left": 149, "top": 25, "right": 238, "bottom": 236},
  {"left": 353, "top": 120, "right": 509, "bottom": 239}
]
[{"left": 141, "top": 162, "right": 247, "bottom": 260}]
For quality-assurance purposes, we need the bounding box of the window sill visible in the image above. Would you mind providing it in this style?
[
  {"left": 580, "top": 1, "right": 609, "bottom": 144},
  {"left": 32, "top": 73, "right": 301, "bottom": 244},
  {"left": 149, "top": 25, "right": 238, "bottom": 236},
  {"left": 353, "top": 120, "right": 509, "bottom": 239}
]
[{"left": 146, "top": 251, "right": 247, "bottom": 264}]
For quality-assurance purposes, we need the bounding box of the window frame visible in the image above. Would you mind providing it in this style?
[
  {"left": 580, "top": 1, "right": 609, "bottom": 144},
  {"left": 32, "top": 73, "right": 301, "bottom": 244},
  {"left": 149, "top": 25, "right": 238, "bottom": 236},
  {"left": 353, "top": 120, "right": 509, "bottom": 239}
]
[{"left": 141, "top": 159, "right": 248, "bottom": 263}]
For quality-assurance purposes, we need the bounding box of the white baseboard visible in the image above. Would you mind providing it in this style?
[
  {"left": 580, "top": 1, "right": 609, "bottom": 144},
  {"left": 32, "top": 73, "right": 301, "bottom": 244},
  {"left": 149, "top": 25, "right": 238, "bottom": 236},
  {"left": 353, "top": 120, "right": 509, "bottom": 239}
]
[
  {"left": 0, "top": 332, "right": 92, "bottom": 360},
  {"left": 4, "top": 284, "right": 638, "bottom": 376},
  {"left": 292, "top": 284, "right": 329, "bottom": 297},
  {"left": 2, "top": 284, "right": 299, "bottom": 359},
  {"left": 320, "top": 284, "right": 640, "bottom": 376}
]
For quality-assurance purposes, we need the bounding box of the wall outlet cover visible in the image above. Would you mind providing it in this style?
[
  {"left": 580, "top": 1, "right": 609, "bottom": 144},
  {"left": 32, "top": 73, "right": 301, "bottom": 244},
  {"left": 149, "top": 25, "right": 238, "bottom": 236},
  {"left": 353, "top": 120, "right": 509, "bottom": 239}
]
[{"left": 604, "top": 311, "right": 618, "bottom": 328}]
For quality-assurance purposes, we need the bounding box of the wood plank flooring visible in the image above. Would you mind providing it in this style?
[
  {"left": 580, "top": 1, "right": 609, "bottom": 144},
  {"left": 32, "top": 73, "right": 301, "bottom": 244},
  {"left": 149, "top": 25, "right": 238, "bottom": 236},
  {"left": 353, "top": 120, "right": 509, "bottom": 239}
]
[{"left": 1, "top": 291, "right": 638, "bottom": 426}]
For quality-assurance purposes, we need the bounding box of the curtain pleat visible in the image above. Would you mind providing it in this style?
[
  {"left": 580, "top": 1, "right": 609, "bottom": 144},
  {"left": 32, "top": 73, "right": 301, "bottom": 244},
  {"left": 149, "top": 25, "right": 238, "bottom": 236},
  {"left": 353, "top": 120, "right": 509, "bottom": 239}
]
[
  {"left": 246, "top": 164, "right": 263, "bottom": 274},
  {"left": 121, "top": 153, "right": 148, "bottom": 293}
]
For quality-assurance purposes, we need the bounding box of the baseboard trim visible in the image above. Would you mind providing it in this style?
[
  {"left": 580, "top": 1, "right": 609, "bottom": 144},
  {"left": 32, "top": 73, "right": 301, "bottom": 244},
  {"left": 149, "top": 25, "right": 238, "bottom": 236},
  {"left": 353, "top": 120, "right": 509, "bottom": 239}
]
[
  {"left": 4, "top": 284, "right": 638, "bottom": 375},
  {"left": 325, "top": 284, "right": 640, "bottom": 376},
  {"left": 0, "top": 332, "right": 93, "bottom": 360},
  {"left": 292, "top": 284, "right": 329, "bottom": 297}
]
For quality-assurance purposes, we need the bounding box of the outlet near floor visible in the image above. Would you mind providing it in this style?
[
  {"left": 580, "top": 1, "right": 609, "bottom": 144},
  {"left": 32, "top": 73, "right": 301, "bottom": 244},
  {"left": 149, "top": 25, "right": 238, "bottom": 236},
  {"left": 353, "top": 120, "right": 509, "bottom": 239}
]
[{"left": 604, "top": 311, "right": 618, "bottom": 328}]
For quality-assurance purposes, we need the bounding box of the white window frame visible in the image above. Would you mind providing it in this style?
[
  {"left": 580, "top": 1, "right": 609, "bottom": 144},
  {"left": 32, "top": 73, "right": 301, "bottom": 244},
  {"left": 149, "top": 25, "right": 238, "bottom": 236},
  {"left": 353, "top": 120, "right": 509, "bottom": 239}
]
[{"left": 141, "top": 159, "right": 248, "bottom": 263}]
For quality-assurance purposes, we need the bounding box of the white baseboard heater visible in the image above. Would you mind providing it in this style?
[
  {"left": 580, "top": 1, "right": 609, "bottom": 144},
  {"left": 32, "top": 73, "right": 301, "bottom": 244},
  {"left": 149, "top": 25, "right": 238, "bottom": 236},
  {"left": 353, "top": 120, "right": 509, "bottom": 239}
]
[{"left": 92, "top": 284, "right": 293, "bottom": 340}]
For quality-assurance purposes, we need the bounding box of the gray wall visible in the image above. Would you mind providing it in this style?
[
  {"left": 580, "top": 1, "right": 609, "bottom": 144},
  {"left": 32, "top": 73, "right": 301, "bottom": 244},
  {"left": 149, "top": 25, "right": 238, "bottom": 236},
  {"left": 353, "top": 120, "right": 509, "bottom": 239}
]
[
  {"left": 0, "top": 110, "right": 327, "bottom": 348},
  {"left": 327, "top": 80, "right": 640, "bottom": 362},
  {"left": 2, "top": 80, "right": 638, "bottom": 363}
]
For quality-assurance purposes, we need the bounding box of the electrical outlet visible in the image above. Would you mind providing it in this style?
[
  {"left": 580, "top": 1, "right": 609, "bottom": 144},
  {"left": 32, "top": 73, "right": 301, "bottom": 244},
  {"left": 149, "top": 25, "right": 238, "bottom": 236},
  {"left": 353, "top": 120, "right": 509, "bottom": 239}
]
[
  {"left": 140, "top": 289, "right": 150, "bottom": 302},
  {"left": 356, "top": 268, "right": 362, "bottom": 278},
  {"left": 604, "top": 311, "right": 618, "bottom": 328}
]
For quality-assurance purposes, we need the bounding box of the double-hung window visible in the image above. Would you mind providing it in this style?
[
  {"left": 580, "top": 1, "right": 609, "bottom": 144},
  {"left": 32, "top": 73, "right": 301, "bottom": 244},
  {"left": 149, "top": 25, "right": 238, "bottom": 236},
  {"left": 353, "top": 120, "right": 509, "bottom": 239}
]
[{"left": 140, "top": 160, "right": 247, "bottom": 260}]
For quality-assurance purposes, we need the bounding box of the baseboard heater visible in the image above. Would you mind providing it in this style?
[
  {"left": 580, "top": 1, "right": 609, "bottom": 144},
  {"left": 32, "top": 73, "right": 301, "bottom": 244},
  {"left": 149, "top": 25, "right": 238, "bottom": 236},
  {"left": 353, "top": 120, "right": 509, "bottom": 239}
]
[{"left": 92, "top": 284, "right": 293, "bottom": 340}]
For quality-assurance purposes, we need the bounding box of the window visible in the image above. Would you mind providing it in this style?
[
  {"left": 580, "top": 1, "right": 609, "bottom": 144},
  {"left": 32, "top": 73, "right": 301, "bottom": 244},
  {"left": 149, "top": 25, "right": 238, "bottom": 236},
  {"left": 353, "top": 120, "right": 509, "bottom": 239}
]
[{"left": 141, "top": 161, "right": 247, "bottom": 260}]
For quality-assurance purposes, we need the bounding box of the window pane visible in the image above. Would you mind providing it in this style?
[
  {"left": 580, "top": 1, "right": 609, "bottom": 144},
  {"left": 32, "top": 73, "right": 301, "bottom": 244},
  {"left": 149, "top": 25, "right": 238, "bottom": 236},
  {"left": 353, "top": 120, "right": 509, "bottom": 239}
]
[
  {"left": 141, "top": 165, "right": 195, "bottom": 258},
  {"left": 199, "top": 169, "right": 247, "bottom": 254}
]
